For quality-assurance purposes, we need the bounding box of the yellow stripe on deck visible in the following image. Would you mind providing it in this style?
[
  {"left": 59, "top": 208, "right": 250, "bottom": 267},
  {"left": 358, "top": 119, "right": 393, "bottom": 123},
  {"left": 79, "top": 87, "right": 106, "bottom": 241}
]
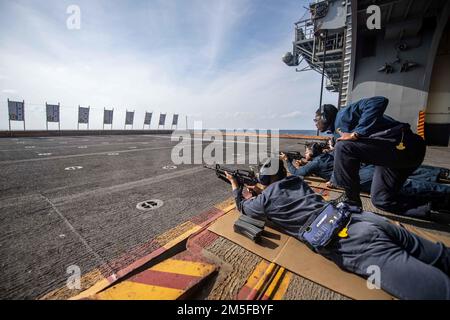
[
  {"left": 267, "top": 268, "right": 292, "bottom": 300},
  {"left": 95, "top": 281, "right": 184, "bottom": 300},
  {"left": 151, "top": 259, "right": 216, "bottom": 277}
]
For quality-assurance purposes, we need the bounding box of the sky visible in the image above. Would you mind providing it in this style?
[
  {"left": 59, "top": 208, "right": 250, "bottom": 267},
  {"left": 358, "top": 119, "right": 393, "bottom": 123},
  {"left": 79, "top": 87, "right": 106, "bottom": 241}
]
[{"left": 0, "top": 0, "right": 337, "bottom": 130}]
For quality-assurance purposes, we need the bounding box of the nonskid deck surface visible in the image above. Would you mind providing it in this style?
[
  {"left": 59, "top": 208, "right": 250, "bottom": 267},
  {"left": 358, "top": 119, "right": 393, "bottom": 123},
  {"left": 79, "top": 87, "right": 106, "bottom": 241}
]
[
  {"left": 0, "top": 134, "right": 448, "bottom": 299},
  {"left": 0, "top": 134, "right": 222, "bottom": 299}
]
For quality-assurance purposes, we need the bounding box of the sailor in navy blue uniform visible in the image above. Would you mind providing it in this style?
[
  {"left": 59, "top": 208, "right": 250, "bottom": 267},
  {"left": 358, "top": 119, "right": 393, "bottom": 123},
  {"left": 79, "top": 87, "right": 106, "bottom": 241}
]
[
  {"left": 225, "top": 158, "right": 450, "bottom": 299},
  {"left": 313, "top": 96, "right": 447, "bottom": 218},
  {"left": 358, "top": 164, "right": 450, "bottom": 200}
]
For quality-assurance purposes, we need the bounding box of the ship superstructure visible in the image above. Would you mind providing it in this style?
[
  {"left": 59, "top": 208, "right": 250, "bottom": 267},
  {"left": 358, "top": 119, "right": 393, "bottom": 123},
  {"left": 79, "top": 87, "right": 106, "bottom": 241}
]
[{"left": 284, "top": 0, "right": 450, "bottom": 146}]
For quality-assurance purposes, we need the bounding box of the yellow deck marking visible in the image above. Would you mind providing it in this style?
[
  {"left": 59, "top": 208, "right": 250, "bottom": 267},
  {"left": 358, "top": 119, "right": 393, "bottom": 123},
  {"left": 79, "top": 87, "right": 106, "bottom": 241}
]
[
  {"left": 162, "top": 226, "right": 202, "bottom": 249},
  {"left": 263, "top": 267, "right": 285, "bottom": 299},
  {"left": 252, "top": 262, "right": 277, "bottom": 295},
  {"left": 246, "top": 261, "right": 271, "bottom": 289},
  {"left": 41, "top": 268, "right": 108, "bottom": 300},
  {"left": 151, "top": 259, "right": 216, "bottom": 277},
  {"left": 69, "top": 278, "right": 110, "bottom": 300},
  {"left": 154, "top": 221, "right": 197, "bottom": 246},
  {"left": 272, "top": 271, "right": 292, "bottom": 300},
  {"left": 266, "top": 268, "right": 292, "bottom": 300},
  {"left": 214, "top": 197, "right": 236, "bottom": 212},
  {"left": 95, "top": 281, "right": 184, "bottom": 300}
]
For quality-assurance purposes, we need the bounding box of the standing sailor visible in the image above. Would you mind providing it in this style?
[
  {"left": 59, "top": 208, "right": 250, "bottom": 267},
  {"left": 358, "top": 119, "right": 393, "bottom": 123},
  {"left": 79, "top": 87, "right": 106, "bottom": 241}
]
[
  {"left": 280, "top": 142, "right": 334, "bottom": 180},
  {"left": 314, "top": 96, "right": 447, "bottom": 218}
]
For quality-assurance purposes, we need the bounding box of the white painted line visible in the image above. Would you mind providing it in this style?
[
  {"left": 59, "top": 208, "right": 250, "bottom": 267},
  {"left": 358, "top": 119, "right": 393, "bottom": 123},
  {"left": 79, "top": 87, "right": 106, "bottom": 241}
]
[
  {"left": 64, "top": 166, "right": 83, "bottom": 171},
  {"left": 0, "top": 146, "right": 174, "bottom": 165},
  {"left": 52, "top": 166, "right": 206, "bottom": 204},
  {"left": 40, "top": 194, "right": 115, "bottom": 275}
]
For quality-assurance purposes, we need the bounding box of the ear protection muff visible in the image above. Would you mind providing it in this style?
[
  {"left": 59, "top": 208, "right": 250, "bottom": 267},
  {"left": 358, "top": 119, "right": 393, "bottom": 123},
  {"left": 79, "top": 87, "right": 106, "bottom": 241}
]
[
  {"left": 319, "top": 107, "right": 328, "bottom": 124},
  {"left": 316, "top": 106, "right": 329, "bottom": 128},
  {"left": 316, "top": 104, "right": 337, "bottom": 130}
]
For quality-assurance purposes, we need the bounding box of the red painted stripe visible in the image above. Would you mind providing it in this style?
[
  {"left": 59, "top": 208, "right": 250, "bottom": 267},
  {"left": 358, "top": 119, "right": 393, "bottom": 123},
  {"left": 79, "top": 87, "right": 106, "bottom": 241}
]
[
  {"left": 245, "top": 287, "right": 261, "bottom": 300},
  {"left": 187, "top": 230, "right": 220, "bottom": 255},
  {"left": 237, "top": 285, "right": 253, "bottom": 300},
  {"left": 129, "top": 269, "right": 201, "bottom": 290}
]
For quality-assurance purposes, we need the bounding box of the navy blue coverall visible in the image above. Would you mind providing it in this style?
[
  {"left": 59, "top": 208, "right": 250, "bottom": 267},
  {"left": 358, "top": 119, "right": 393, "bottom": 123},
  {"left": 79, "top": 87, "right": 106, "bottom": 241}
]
[
  {"left": 359, "top": 164, "right": 450, "bottom": 197},
  {"left": 331, "top": 96, "right": 428, "bottom": 217},
  {"left": 286, "top": 152, "right": 334, "bottom": 181},
  {"left": 233, "top": 176, "right": 450, "bottom": 299},
  {"left": 287, "top": 150, "right": 449, "bottom": 198}
]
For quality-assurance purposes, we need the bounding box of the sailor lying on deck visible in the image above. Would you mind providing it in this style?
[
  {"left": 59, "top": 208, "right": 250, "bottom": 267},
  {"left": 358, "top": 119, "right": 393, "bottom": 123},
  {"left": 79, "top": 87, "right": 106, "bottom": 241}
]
[
  {"left": 280, "top": 143, "right": 450, "bottom": 216},
  {"left": 314, "top": 96, "right": 448, "bottom": 218},
  {"left": 225, "top": 158, "right": 450, "bottom": 300}
]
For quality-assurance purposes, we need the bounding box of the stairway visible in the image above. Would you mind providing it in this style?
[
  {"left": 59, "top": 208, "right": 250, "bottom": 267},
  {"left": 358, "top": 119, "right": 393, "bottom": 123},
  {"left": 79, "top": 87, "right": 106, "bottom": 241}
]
[{"left": 339, "top": 0, "right": 353, "bottom": 108}]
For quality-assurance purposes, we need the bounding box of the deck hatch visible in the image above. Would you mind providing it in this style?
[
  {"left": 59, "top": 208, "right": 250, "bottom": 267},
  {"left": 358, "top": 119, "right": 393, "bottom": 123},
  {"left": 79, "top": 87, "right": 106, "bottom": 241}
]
[{"left": 136, "top": 199, "right": 164, "bottom": 211}]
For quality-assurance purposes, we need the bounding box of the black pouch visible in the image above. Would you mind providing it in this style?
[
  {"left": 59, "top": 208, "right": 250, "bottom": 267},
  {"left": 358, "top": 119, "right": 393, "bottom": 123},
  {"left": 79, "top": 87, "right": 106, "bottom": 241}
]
[{"left": 233, "top": 214, "right": 266, "bottom": 242}]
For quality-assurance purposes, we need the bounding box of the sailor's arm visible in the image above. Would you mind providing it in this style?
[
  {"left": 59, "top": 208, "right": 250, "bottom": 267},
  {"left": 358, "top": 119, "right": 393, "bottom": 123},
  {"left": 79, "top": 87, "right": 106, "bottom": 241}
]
[
  {"left": 286, "top": 158, "right": 318, "bottom": 177},
  {"left": 225, "top": 172, "right": 266, "bottom": 219}
]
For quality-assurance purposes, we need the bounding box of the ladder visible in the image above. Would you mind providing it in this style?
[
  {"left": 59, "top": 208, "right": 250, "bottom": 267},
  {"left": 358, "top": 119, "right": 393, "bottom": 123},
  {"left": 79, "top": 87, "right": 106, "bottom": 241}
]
[{"left": 339, "top": 0, "right": 353, "bottom": 108}]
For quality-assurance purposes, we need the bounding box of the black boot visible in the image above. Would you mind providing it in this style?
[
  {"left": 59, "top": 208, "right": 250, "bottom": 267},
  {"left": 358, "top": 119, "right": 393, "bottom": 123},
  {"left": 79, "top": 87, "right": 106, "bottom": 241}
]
[
  {"left": 430, "top": 196, "right": 450, "bottom": 214},
  {"left": 438, "top": 169, "right": 450, "bottom": 184}
]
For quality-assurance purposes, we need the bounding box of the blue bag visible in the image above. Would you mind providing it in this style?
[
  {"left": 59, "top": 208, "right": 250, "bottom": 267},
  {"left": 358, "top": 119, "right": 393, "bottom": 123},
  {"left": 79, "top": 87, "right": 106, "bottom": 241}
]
[{"left": 300, "top": 203, "right": 359, "bottom": 251}]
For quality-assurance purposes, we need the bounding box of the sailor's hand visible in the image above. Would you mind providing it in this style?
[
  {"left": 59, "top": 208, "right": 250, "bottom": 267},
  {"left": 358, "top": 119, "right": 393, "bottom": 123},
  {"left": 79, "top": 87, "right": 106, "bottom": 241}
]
[
  {"left": 279, "top": 152, "right": 288, "bottom": 161},
  {"left": 246, "top": 184, "right": 263, "bottom": 195},
  {"left": 225, "top": 171, "right": 239, "bottom": 190},
  {"left": 337, "top": 131, "right": 358, "bottom": 141},
  {"left": 293, "top": 159, "right": 303, "bottom": 168}
]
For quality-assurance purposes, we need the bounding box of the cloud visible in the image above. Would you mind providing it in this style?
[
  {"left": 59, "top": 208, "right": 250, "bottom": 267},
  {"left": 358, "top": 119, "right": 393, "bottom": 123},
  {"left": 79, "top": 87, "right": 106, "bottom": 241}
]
[
  {"left": 2, "top": 89, "right": 17, "bottom": 94},
  {"left": 280, "top": 111, "right": 306, "bottom": 118},
  {"left": 203, "top": 0, "right": 250, "bottom": 70}
]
